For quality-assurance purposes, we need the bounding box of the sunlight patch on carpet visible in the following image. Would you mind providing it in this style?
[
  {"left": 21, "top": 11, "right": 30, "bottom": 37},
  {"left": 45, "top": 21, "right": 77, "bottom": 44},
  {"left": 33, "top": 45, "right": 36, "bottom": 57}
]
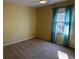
[{"left": 58, "top": 50, "right": 69, "bottom": 59}]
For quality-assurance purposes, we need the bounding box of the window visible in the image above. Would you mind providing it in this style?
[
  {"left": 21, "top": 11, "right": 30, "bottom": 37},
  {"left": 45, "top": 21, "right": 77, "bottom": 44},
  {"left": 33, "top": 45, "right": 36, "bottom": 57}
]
[
  {"left": 51, "top": 6, "right": 72, "bottom": 46},
  {"left": 55, "top": 8, "right": 69, "bottom": 35}
]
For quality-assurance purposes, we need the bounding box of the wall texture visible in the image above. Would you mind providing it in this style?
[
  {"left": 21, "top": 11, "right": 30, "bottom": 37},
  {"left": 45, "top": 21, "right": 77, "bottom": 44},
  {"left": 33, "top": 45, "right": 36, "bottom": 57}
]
[
  {"left": 36, "top": 6, "right": 52, "bottom": 41},
  {"left": 3, "top": 3, "right": 37, "bottom": 46},
  {"left": 37, "top": 1, "right": 75, "bottom": 48}
]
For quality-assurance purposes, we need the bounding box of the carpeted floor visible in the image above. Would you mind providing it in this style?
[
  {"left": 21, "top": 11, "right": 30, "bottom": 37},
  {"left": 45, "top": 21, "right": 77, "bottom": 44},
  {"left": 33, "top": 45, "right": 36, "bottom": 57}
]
[{"left": 4, "top": 38, "right": 75, "bottom": 59}]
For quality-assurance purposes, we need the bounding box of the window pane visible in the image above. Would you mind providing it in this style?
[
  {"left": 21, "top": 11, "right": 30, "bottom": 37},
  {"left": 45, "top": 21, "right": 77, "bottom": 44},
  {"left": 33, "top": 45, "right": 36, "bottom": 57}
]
[
  {"left": 56, "top": 22, "right": 64, "bottom": 33},
  {"left": 56, "top": 8, "right": 65, "bottom": 33},
  {"left": 55, "top": 8, "right": 69, "bottom": 36},
  {"left": 58, "top": 8, "right": 65, "bottom": 13},
  {"left": 57, "top": 13, "right": 65, "bottom": 22}
]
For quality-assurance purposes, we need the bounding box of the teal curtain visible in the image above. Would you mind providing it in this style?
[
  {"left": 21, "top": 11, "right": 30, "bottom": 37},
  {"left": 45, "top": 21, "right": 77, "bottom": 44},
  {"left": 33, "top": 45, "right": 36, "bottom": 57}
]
[
  {"left": 63, "top": 6, "right": 73, "bottom": 46},
  {"left": 51, "top": 8, "right": 58, "bottom": 43},
  {"left": 51, "top": 6, "right": 73, "bottom": 47}
]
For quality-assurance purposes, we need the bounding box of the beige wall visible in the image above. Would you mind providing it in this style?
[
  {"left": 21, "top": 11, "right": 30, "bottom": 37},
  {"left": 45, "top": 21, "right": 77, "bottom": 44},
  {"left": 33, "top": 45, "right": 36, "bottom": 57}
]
[
  {"left": 37, "top": 6, "right": 52, "bottom": 41},
  {"left": 3, "top": 3, "right": 37, "bottom": 46},
  {"left": 37, "top": 1, "right": 75, "bottom": 48}
]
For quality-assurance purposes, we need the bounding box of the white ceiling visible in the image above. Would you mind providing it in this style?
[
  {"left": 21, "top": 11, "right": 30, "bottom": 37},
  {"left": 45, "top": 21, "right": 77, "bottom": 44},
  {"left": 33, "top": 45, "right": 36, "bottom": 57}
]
[{"left": 4, "top": 0, "right": 67, "bottom": 7}]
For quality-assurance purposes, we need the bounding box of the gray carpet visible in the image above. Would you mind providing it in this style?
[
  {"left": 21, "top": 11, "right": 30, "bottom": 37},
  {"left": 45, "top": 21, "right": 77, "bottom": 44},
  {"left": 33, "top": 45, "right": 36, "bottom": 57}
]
[{"left": 4, "top": 38, "right": 75, "bottom": 59}]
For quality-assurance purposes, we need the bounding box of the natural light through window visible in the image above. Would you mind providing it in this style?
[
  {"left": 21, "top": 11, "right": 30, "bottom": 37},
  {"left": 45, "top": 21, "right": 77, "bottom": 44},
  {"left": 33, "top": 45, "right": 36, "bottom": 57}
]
[
  {"left": 56, "top": 8, "right": 65, "bottom": 34},
  {"left": 55, "top": 8, "right": 69, "bottom": 36},
  {"left": 58, "top": 50, "right": 69, "bottom": 59}
]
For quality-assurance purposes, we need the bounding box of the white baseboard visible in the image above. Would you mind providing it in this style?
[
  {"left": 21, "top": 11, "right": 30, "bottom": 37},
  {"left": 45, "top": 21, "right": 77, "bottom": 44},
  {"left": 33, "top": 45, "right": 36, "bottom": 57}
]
[{"left": 3, "top": 36, "right": 35, "bottom": 47}]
